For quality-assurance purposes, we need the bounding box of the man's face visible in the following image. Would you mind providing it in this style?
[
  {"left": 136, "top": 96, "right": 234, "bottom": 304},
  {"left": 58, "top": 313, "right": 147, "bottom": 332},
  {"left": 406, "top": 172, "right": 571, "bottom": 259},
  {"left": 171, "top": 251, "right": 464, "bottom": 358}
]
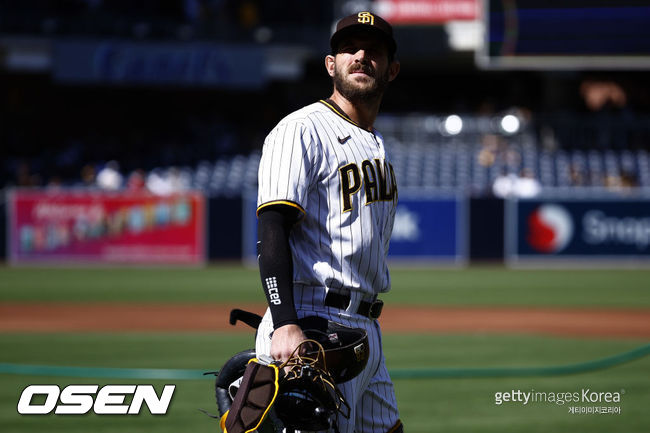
[{"left": 331, "top": 33, "right": 394, "bottom": 103}]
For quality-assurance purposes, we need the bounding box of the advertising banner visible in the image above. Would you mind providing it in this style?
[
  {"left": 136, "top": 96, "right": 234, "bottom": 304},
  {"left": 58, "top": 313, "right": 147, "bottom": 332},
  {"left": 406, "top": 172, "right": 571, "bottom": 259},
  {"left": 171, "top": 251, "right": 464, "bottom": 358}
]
[
  {"left": 389, "top": 196, "right": 467, "bottom": 261},
  {"left": 375, "top": 0, "right": 479, "bottom": 24},
  {"left": 506, "top": 198, "right": 650, "bottom": 264},
  {"left": 8, "top": 189, "right": 205, "bottom": 265},
  {"left": 54, "top": 41, "right": 266, "bottom": 88}
]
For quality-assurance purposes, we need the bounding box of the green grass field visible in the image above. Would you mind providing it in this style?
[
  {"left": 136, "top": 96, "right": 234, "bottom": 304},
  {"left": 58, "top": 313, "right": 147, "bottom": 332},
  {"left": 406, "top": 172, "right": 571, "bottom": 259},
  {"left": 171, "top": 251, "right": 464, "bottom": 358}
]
[
  {"left": 1, "top": 266, "right": 650, "bottom": 307},
  {"left": 1, "top": 266, "right": 649, "bottom": 433}
]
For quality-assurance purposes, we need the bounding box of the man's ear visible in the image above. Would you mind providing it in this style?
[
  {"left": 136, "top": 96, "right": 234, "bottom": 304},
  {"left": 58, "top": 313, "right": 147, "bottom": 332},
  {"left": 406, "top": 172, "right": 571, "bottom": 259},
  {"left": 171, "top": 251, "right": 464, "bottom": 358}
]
[
  {"left": 388, "top": 60, "right": 400, "bottom": 82},
  {"left": 325, "top": 55, "right": 336, "bottom": 78}
]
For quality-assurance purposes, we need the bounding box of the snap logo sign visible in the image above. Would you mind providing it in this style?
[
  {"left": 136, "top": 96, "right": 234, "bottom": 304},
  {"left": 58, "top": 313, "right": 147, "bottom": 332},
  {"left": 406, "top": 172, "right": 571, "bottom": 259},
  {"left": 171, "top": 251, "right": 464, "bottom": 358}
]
[
  {"left": 526, "top": 204, "right": 574, "bottom": 254},
  {"left": 17, "top": 384, "right": 175, "bottom": 415}
]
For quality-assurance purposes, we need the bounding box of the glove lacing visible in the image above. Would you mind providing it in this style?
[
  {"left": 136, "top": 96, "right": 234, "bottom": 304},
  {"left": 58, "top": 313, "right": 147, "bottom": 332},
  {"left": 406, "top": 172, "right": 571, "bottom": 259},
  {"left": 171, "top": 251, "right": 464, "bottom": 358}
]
[{"left": 278, "top": 339, "right": 351, "bottom": 427}]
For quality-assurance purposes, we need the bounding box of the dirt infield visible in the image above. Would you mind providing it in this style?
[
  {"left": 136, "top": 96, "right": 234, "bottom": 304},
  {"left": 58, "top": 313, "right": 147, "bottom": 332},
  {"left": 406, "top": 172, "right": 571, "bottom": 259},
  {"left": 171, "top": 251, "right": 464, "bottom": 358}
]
[{"left": 1, "top": 303, "right": 649, "bottom": 338}]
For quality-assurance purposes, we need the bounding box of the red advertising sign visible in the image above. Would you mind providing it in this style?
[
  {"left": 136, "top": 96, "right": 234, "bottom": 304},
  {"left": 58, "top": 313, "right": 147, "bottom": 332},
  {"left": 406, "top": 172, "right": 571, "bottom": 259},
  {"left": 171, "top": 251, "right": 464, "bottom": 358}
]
[
  {"left": 375, "top": 0, "right": 479, "bottom": 24},
  {"left": 8, "top": 189, "right": 205, "bottom": 264}
]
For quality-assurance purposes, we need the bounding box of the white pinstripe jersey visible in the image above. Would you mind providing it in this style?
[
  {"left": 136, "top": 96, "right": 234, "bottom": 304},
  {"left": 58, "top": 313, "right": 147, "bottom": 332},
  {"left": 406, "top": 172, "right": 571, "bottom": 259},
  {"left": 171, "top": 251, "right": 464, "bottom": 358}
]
[{"left": 257, "top": 100, "right": 398, "bottom": 297}]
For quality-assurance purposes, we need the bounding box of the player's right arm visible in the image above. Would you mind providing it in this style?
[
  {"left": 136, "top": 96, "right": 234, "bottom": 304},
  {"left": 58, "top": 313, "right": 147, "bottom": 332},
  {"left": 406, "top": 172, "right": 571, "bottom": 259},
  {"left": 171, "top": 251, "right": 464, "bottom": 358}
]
[
  {"left": 256, "top": 118, "right": 318, "bottom": 362},
  {"left": 257, "top": 205, "right": 306, "bottom": 362}
]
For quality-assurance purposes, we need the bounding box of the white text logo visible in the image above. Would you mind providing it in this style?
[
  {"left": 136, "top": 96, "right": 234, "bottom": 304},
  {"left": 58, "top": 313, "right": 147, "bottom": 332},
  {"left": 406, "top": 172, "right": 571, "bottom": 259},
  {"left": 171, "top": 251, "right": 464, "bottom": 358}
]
[
  {"left": 583, "top": 210, "right": 650, "bottom": 250},
  {"left": 494, "top": 388, "right": 622, "bottom": 406},
  {"left": 17, "top": 384, "right": 175, "bottom": 415},
  {"left": 265, "top": 276, "right": 281, "bottom": 305}
]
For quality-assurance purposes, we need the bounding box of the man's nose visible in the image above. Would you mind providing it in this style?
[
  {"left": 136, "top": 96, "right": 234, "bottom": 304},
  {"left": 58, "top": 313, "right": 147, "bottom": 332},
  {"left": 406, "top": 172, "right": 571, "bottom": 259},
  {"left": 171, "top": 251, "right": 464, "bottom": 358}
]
[{"left": 353, "top": 49, "right": 369, "bottom": 63}]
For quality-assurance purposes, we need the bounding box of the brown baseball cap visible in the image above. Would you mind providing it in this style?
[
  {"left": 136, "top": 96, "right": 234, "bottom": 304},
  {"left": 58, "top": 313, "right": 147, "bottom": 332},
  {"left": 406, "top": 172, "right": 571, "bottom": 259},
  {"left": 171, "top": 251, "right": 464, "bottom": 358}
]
[{"left": 330, "top": 11, "right": 397, "bottom": 57}]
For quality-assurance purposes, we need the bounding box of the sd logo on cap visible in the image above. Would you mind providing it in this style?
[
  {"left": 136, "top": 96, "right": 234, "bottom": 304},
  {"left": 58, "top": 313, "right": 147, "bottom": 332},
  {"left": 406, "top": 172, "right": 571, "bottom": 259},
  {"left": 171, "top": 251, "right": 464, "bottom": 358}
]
[{"left": 330, "top": 11, "right": 397, "bottom": 57}]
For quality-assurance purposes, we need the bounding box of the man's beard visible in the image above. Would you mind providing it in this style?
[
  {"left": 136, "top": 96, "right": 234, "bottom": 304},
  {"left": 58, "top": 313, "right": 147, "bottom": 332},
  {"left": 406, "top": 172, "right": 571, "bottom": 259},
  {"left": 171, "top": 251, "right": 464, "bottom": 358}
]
[{"left": 333, "top": 62, "right": 390, "bottom": 104}]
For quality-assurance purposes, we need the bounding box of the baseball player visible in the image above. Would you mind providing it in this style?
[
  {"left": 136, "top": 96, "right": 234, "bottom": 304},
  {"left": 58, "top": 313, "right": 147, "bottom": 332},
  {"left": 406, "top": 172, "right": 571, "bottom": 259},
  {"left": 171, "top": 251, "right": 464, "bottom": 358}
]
[{"left": 255, "top": 11, "right": 402, "bottom": 433}]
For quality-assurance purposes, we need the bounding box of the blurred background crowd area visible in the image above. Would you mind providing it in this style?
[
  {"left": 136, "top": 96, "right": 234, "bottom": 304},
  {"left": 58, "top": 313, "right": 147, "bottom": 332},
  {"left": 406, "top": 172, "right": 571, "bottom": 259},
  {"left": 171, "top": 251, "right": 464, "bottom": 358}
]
[
  {"left": 0, "top": 0, "right": 330, "bottom": 43},
  {"left": 2, "top": 0, "right": 650, "bottom": 198}
]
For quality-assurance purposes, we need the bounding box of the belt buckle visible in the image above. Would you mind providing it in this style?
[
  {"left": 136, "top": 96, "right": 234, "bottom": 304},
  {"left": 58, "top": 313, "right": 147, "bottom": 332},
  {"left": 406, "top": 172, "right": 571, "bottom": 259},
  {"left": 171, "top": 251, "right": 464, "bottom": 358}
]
[{"left": 368, "top": 299, "right": 384, "bottom": 319}]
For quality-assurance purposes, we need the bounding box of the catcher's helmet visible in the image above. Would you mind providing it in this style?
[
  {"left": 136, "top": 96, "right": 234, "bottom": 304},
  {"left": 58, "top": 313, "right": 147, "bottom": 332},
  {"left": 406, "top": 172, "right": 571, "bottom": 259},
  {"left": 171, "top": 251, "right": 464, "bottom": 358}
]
[
  {"left": 269, "top": 318, "right": 368, "bottom": 432},
  {"left": 297, "top": 316, "right": 369, "bottom": 384},
  {"left": 274, "top": 362, "right": 342, "bottom": 431},
  {"left": 214, "top": 348, "right": 256, "bottom": 417}
]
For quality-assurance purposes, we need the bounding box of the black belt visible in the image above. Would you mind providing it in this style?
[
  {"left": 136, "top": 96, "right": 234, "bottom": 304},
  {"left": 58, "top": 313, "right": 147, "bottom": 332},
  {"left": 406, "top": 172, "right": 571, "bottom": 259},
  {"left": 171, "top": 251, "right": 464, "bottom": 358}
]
[{"left": 324, "top": 291, "right": 384, "bottom": 319}]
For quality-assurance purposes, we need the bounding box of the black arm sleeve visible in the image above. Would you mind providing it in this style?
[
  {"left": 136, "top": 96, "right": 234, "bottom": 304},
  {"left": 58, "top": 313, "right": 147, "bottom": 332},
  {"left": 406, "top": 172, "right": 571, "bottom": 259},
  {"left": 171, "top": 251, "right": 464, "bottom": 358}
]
[{"left": 257, "top": 206, "right": 301, "bottom": 329}]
